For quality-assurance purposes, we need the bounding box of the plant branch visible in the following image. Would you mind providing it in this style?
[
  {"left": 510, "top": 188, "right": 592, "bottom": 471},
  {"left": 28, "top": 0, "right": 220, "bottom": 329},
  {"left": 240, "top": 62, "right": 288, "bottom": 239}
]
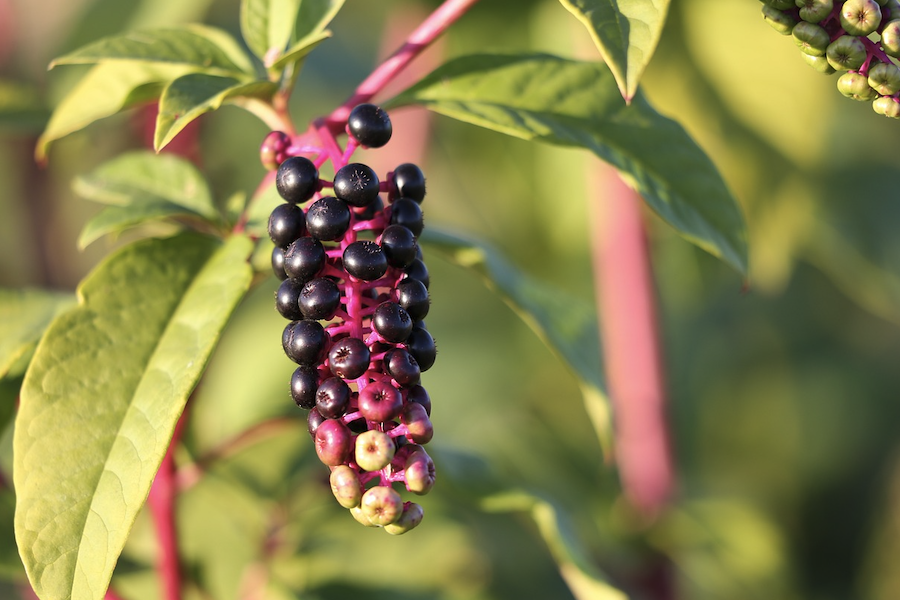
[{"left": 324, "top": 0, "right": 481, "bottom": 133}]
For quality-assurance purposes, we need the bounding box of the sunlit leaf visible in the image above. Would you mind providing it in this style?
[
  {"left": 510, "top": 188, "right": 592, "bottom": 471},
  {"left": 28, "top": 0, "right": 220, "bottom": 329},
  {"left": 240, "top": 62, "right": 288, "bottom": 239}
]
[
  {"left": 558, "top": 0, "right": 670, "bottom": 101},
  {"left": 14, "top": 233, "right": 253, "bottom": 600},
  {"left": 390, "top": 53, "right": 748, "bottom": 274},
  {"left": 0, "top": 289, "right": 75, "bottom": 380},
  {"left": 269, "top": 0, "right": 345, "bottom": 70},
  {"left": 240, "top": 0, "right": 302, "bottom": 62}
]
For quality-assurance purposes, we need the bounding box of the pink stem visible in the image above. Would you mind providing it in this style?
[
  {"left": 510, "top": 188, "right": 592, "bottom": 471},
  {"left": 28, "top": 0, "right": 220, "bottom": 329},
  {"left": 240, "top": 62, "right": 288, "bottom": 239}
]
[
  {"left": 324, "top": 0, "right": 481, "bottom": 133},
  {"left": 590, "top": 166, "right": 674, "bottom": 517},
  {"left": 149, "top": 413, "right": 188, "bottom": 600}
]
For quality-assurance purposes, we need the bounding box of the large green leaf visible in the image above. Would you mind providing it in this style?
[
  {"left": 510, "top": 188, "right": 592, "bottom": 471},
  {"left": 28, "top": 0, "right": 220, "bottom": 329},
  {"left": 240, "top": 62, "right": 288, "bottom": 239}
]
[
  {"left": 74, "top": 151, "right": 219, "bottom": 247},
  {"left": 422, "top": 228, "right": 613, "bottom": 454},
  {"left": 50, "top": 25, "right": 255, "bottom": 77},
  {"left": 558, "top": 0, "right": 670, "bottom": 101},
  {"left": 269, "top": 0, "right": 344, "bottom": 70},
  {"left": 14, "top": 233, "right": 253, "bottom": 600},
  {"left": 240, "top": 0, "right": 303, "bottom": 62},
  {"left": 390, "top": 53, "right": 747, "bottom": 274},
  {"left": 155, "top": 74, "right": 277, "bottom": 150},
  {"left": 36, "top": 62, "right": 192, "bottom": 161},
  {"left": 0, "top": 289, "right": 75, "bottom": 380}
]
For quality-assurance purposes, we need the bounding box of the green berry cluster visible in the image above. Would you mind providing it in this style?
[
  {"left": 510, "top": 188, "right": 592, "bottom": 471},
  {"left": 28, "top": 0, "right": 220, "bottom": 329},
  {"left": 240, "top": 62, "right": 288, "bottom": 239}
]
[{"left": 762, "top": 0, "right": 900, "bottom": 117}]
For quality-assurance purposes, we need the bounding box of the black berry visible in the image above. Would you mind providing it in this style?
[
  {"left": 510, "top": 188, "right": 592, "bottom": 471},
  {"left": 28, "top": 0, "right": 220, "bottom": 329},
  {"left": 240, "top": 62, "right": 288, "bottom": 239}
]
[
  {"left": 291, "top": 365, "right": 320, "bottom": 409},
  {"left": 276, "top": 156, "right": 319, "bottom": 204},
  {"left": 271, "top": 245, "right": 288, "bottom": 281},
  {"left": 356, "top": 196, "right": 384, "bottom": 221},
  {"left": 307, "top": 407, "right": 326, "bottom": 435},
  {"left": 284, "top": 236, "right": 326, "bottom": 282},
  {"left": 343, "top": 240, "right": 388, "bottom": 281},
  {"left": 282, "top": 319, "right": 329, "bottom": 365},
  {"left": 334, "top": 163, "right": 380, "bottom": 207},
  {"left": 328, "top": 337, "right": 371, "bottom": 379},
  {"left": 306, "top": 196, "right": 351, "bottom": 241},
  {"left": 396, "top": 279, "right": 429, "bottom": 321},
  {"left": 389, "top": 198, "right": 424, "bottom": 237},
  {"left": 379, "top": 225, "right": 417, "bottom": 269},
  {"left": 405, "top": 327, "right": 436, "bottom": 371},
  {"left": 407, "top": 384, "right": 431, "bottom": 416},
  {"left": 383, "top": 348, "right": 421, "bottom": 387},
  {"left": 299, "top": 278, "right": 341, "bottom": 320},
  {"left": 275, "top": 279, "right": 305, "bottom": 320},
  {"left": 391, "top": 163, "right": 426, "bottom": 203},
  {"left": 268, "top": 203, "right": 306, "bottom": 247},
  {"left": 347, "top": 103, "right": 392, "bottom": 148},
  {"left": 316, "top": 377, "right": 352, "bottom": 418},
  {"left": 403, "top": 259, "right": 430, "bottom": 290},
  {"left": 373, "top": 302, "right": 413, "bottom": 343}
]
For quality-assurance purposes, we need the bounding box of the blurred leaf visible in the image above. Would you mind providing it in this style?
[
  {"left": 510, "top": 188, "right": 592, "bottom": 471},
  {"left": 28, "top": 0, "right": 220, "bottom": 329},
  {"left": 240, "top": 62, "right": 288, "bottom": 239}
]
[
  {"left": 0, "top": 288, "right": 75, "bottom": 380},
  {"left": 482, "top": 491, "right": 627, "bottom": 600},
  {"left": 390, "top": 53, "right": 747, "bottom": 274},
  {"left": 270, "top": 31, "right": 332, "bottom": 71},
  {"left": 558, "top": 0, "right": 670, "bottom": 101},
  {"left": 240, "top": 0, "right": 302, "bottom": 62},
  {"left": 0, "top": 81, "right": 49, "bottom": 133},
  {"left": 50, "top": 25, "right": 255, "bottom": 77},
  {"left": 155, "top": 74, "right": 276, "bottom": 150},
  {"left": 422, "top": 227, "right": 613, "bottom": 455},
  {"left": 14, "top": 233, "right": 253, "bottom": 600},
  {"left": 37, "top": 62, "right": 193, "bottom": 161},
  {"left": 0, "top": 491, "right": 24, "bottom": 582}
]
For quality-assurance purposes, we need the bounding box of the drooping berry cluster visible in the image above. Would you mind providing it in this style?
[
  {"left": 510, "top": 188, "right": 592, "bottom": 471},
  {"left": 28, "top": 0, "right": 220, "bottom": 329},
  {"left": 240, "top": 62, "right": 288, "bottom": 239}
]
[
  {"left": 762, "top": 0, "right": 900, "bottom": 117},
  {"left": 261, "top": 104, "right": 436, "bottom": 534}
]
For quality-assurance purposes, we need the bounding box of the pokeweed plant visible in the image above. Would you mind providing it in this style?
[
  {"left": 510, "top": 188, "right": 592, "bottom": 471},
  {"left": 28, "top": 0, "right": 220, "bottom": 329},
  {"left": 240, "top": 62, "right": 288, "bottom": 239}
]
[{"left": 1, "top": 0, "right": 751, "bottom": 599}]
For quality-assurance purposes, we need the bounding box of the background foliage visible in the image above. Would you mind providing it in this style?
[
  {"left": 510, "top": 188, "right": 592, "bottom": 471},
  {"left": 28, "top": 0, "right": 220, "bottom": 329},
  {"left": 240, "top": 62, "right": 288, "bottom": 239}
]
[{"left": 2, "top": 0, "right": 900, "bottom": 599}]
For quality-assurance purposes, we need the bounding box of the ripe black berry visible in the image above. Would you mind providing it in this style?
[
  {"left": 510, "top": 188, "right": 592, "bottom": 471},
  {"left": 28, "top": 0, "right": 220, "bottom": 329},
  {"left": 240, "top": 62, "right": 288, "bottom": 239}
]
[
  {"left": 356, "top": 196, "right": 384, "bottom": 221},
  {"left": 291, "top": 365, "right": 319, "bottom": 409},
  {"left": 308, "top": 407, "right": 326, "bottom": 435},
  {"left": 275, "top": 279, "right": 305, "bottom": 320},
  {"left": 333, "top": 163, "right": 380, "bottom": 207},
  {"left": 379, "top": 225, "right": 417, "bottom": 269},
  {"left": 405, "top": 327, "right": 436, "bottom": 371},
  {"left": 276, "top": 156, "right": 319, "bottom": 204},
  {"left": 268, "top": 203, "right": 306, "bottom": 247},
  {"left": 271, "top": 245, "right": 288, "bottom": 281},
  {"left": 383, "top": 348, "right": 421, "bottom": 387},
  {"left": 282, "top": 319, "right": 329, "bottom": 365},
  {"left": 316, "top": 377, "right": 352, "bottom": 418},
  {"left": 396, "top": 279, "right": 429, "bottom": 321},
  {"left": 343, "top": 240, "right": 388, "bottom": 281},
  {"left": 407, "top": 384, "right": 431, "bottom": 416},
  {"left": 306, "top": 196, "right": 351, "bottom": 241},
  {"left": 389, "top": 198, "right": 424, "bottom": 237},
  {"left": 391, "top": 163, "right": 426, "bottom": 203},
  {"left": 403, "top": 259, "right": 430, "bottom": 289},
  {"left": 372, "top": 302, "right": 413, "bottom": 343},
  {"left": 347, "top": 103, "right": 392, "bottom": 148},
  {"left": 299, "top": 278, "right": 341, "bottom": 320},
  {"left": 284, "top": 236, "right": 326, "bottom": 282},
  {"left": 328, "top": 337, "right": 371, "bottom": 379}
]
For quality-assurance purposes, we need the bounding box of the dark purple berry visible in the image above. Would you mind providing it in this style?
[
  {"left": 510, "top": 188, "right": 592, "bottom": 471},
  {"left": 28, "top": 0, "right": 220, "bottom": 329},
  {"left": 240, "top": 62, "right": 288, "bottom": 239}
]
[
  {"left": 396, "top": 279, "right": 429, "bottom": 321},
  {"left": 407, "top": 384, "right": 431, "bottom": 416},
  {"left": 284, "top": 236, "right": 326, "bottom": 282},
  {"left": 275, "top": 279, "right": 305, "bottom": 320},
  {"left": 343, "top": 240, "right": 388, "bottom": 281},
  {"left": 333, "top": 163, "right": 380, "bottom": 207},
  {"left": 379, "top": 225, "right": 417, "bottom": 269},
  {"left": 306, "top": 196, "right": 351, "bottom": 241},
  {"left": 291, "top": 365, "right": 320, "bottom": 409},
  {"left": 348, "top": 416, "right": 369, "bottom": 434},
  {"left": 282, "top": 319, "right": 328, "bottom": 365},
  {"left": 260, "top": 131, "right": 290, "bottom": 170},
  {"left": 307, "top": 407, "right": 326, "bottom": 435},
  {"left": 268, "top": 203, "right": 306, "bottom": 247},
  {"left": 356, "top": 196, "right": 384, "bottom": 221},
  {"left": 373, "top": 302, "right": 413, "bottom": 343},
  {"left": 405, "top": 327, "right": 436, "bottom": 371},
  {"left": 389, "top": 198, "right": 424, "bottom": 237},
  {"left": 391, "top": 163, "right": 426, "bottom": 203},
  {"left": 316, "top": 377, "right": 352, "bottom": 418},
  {"left": 383, "top": 348, "right": 421, "bottom": 387},
  {"left": 328, "top": 337, "right": 371, "bottom": 379},
  {"left": 347, "top": 103, "right": 392, "bottom": 148},
  {"left": 271, "top": 245, "right": 288, "bottom": 281},
  {"left": 314, "top": 418, "right": 353, "bottom": 466},
  {"left": 358, "top": 380, "right": 403, "bottom": 422},
  {"left": 299, "top": 278, "right": 341, "bottom": 320},
  {"left": 276, "top": 156, "right": 319, "bottom": 204},
  {"left": 403, "top": 259, "right": 430, "bottom": 289}
]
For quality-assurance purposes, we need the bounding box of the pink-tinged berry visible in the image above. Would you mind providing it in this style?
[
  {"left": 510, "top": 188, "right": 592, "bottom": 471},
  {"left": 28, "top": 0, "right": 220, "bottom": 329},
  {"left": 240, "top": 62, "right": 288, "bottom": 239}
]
[
  {"left": 400, "top": 402, "right": 434, "bottom": 444},
  {"left": 355, "top": 430, "right": 396, "bottom": 471},
  {"left": 384, "top": 502, "right": 424, "bottom": 535},
  {"left": 358, "top": 380, "right": 404, "bottom": 422},
  {"left": 360, "top": 486, "right": 403, "bottom": 526},
  {"left": 350, "top": 505, "right": 378, "bottom": 527},
  {"left": 330, "top": 465, "right": 363, "bottom": 508},
  {"left": 404, "top": 447, "right": 436, "bottom": 495},
  {"left": 314, "top": 419, "right": 352, "bottom": 466},
  {"left": 260, "top": 130, "right": 290, "bottom": 170}
]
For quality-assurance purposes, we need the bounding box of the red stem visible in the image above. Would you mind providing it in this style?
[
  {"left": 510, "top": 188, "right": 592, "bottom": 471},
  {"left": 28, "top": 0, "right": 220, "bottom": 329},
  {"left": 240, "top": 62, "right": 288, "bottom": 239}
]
[
  {"left": 590, "top": 166, "right": 674, "bottom": 518},
  {"left": 324, "top": 0, "right": 481, "bottom": 133},
  {"left": 148, "top": 412, "right": 189, "bottom": 600}
]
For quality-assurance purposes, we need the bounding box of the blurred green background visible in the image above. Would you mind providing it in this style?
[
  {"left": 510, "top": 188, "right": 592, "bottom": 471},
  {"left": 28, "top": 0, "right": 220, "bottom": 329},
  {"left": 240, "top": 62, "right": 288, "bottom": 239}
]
[{"left": 3, "top": 0, "right": 900, "bottom": 599}]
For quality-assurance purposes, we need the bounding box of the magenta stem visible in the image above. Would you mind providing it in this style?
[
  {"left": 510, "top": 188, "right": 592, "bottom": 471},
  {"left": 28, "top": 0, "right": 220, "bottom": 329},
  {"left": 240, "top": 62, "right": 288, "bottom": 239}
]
[{"left": 324, "top": 0, "right": 481, "bottom": 132}]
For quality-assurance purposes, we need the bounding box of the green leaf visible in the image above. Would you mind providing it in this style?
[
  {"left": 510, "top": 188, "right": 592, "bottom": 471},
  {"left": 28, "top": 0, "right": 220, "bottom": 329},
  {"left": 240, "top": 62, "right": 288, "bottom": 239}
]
[
  {"left": 482, "top": 490, "right": 628, "bottom": 600},
  {"left": 558, "top": 0, "right": 670, "bottom": 101},
  {"left": 269, "top": 31, "right": 331, "bottom": 71},
  {"left": 0, "top": 289, "right": 75, "bottom": 380},
  {"left": 240, "top": 0, "right": 302, "bottom": 62},
  {"left": 422, "top": 227, "right": 613, "bottom": 455},
  {"left": 14, "top": 233, "right": 253, "bottom": 600},
  {"left": 36, "top": 62, "right": 193, "bottom": 161},
  {"left": 390, "top": 53, "right": 748, "bottom": 274},
  {"left": 50, "top": 25, "right": 255, "bottom": 77},
  {"left": 155, "top": 74, "right": 277, "bottom": 150},
  {"left": 0, "top": 81, "right": 49, "bottom": 134},
  {"left": 270, "top": 0, "right": 345, "bottom": 70}
]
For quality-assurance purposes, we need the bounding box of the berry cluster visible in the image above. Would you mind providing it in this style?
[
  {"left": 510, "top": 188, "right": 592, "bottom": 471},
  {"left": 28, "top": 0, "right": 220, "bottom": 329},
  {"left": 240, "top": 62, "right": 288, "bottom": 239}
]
[
  {"left": 261, "top": 104, "right": 436, "bottom": 534},
  {"left": 762, "top": 0, "right": 900, "bottom": 117}
]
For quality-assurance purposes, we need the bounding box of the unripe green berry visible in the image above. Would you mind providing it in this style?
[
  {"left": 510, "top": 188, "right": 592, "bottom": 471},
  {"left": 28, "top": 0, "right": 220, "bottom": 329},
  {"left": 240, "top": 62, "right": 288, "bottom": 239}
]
[
  {"left": 837, "top": 71, "right": 879, "bottom": 99},
  {"left": 882, "top": 20, "right": 900, "bottom": 56},
  {"left": 404, "top": 448, "right": 436, "bottom": 495},
  {"left": 355, "top": 430, "right": 396, "bottom": 472},
  {"left": 827, "top": 35, "right": 868, "bottom": 70},
  {"left": 762, "top": 0, "right": 798, "bottom": 9},
  {"left": 802, "top": 53, "right": 837, "bottom": 73},
  {"left": 330, "top": 465, "right": 363, "bottom": 508},
  {"left": 350, "top": 505, "right": 379, "bottom": 527},
  {"left": 793, "top": 21, "right": 831, "bottom": 56},
  {"left": 400, "top": 402, "right": 434, "bottom": 444},
  {"left": 360, "top": 486, "right": 404, "bottom": 526},
  {"left": 763, "top": 5, "right": 800, "bottom": 34},
  {"left": 883, "top": 0, "right": 900, "bottom": 20},
  {"left": 797, "top": 0, "right": 834, "bottom": 22},
  {"left": 840, "top": 0, "right": 882, "bottom": 35},
  {"left": 868, "top": 60, "right": 900, "bottom": 94},
  {"left": 384, "top": 502, "right": 425, "bottom": 535},
  {"left": 873, "top": 95, "right": 900, "bottom": 116}
]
